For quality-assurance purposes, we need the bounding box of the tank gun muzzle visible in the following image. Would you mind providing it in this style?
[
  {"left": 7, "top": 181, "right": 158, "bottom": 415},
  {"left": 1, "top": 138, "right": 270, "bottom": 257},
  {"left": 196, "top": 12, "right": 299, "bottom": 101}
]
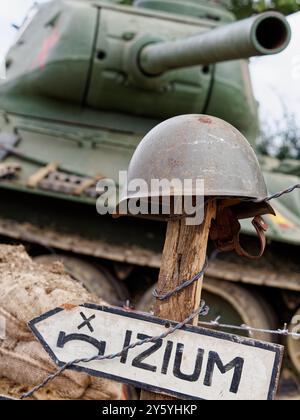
[{"left": 139, "top": 12, "right": 291, "bottom": 76}]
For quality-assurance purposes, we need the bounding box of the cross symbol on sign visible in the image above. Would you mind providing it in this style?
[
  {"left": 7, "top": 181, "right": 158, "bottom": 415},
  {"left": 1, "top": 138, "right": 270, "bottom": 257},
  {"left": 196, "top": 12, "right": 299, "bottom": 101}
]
[{"left": 77, "top": 312, "right": 96, "bottom": 333}]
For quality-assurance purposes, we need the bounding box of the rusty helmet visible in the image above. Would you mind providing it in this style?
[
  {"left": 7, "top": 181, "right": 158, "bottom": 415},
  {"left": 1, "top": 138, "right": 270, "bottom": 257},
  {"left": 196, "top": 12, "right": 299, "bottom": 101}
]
[
  {"left": 117, "top": 114, "right": 275, "bottom": 259},
  {"left": 119, "top": 114, "right": 273, "bottom": 215}
]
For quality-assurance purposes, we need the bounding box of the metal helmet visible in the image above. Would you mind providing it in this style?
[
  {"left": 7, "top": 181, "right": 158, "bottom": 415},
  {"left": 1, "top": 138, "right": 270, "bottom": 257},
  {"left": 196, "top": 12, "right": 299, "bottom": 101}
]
[
  {"left": 117, "top": 114, "right": 275, "bottom": 259},
  {"left": 119, "top": 114, "right": 273, "bottom": 215}
]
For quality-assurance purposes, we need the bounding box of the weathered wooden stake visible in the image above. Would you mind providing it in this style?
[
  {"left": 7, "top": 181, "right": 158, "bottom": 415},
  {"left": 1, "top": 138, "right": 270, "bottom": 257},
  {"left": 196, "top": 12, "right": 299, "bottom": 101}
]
[{"left": 141, "top": 200, "right": 217, "bottom": 400}]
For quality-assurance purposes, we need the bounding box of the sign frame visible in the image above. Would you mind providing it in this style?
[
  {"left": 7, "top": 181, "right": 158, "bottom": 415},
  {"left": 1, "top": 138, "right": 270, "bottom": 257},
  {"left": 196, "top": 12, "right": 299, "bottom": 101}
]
[
  {"left": 29, "top": 304, "right": 283, "bottom": 401},
  {"left": 0, "top": 395, "right": 16, "bottom": 400}
]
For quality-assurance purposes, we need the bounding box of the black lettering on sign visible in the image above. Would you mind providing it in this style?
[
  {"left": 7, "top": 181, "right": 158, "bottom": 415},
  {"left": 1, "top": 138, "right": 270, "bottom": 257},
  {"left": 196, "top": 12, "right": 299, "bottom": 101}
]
[
  {"left": 161, "top": 341, "right": 173, "bottom": 375},
  {"left": 77, "top": 312, "right": 96, "bottom": 333},
  {"left": 132, "top": 334, "right": 163, "bottom": 372},
  {"left": 120, "top": 330, "right": 132, "bottom": 364},
  {"left": 57, "top": 331, "right": 106, "bottom": 355},
  {"left": 173, "top": 343, "right": 204, "bottom": 382},
  {"left": 204, "top": 351, "right": 244, "bottom": 394}
]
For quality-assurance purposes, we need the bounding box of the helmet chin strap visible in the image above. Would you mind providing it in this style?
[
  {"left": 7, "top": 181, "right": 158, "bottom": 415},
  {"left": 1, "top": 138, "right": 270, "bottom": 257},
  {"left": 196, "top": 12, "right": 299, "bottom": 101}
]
[
  {"left": 210, "top": 207, "right": 268, "bottom": 260},
  {"left": 233, "top": 216, "right": 268, "bottom": 260}
]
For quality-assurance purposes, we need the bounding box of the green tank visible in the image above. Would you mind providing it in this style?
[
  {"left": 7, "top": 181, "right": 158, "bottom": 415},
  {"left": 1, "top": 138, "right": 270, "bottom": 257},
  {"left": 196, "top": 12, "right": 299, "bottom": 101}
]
[{"left": 0, "top": 0, "right": 299, "bottom": 397}]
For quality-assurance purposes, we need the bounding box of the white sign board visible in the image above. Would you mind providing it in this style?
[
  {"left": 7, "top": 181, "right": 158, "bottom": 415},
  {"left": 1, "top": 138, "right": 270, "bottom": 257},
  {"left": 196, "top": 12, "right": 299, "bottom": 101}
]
[
  {"left": 29, "top": 304, "right": 283, "bottom": 400},
  {"left": 0, "top": 395, "right": 16, "bottom": 400}
]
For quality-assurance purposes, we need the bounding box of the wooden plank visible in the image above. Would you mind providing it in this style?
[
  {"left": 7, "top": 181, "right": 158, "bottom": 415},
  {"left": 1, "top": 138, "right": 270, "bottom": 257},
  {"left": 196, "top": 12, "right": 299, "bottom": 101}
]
[
  {"left": 141, "top": 201, "right": 216, "bottom": 400},
  {"left": 27, "top": 162, "right": 59, "bottom": 188}
]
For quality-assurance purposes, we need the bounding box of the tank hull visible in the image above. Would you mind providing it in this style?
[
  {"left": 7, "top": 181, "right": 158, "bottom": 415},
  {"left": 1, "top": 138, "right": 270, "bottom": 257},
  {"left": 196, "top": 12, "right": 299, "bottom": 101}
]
[{"left": 0, "top": 0, "right": 299, "bottom": 399}]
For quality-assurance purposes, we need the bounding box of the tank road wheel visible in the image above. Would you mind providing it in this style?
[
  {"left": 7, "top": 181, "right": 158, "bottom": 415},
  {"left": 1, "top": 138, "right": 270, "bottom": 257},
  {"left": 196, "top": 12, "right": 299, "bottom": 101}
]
[
  {"left": 288, "top": 308, "right": 300, "bottom": 377},
  {"left": 138, "top": 277, "right": 276, "bottom": 342},
  {"left": 34, "top": 254, "right": 129, "bottom": 306},
  {"left": 202, "top": 278, "right": 277, "bottom": 342}
]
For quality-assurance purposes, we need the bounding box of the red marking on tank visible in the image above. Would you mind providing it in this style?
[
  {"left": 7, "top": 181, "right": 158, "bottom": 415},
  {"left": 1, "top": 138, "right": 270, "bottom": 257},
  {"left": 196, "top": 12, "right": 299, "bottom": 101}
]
[
  {"left": 278, "top": 223, "right": 293, "bottom": 230},
  {"left": 198, "top": 116, "right": 212, "bottom": 124},
  {"left": 32, "top": 27, "right": 60, "bottom": 69}
]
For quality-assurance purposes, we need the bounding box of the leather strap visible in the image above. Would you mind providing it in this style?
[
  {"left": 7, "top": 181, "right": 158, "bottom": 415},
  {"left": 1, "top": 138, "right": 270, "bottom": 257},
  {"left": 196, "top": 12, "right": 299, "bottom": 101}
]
[
  {"left": 233, "top": 216, "right": 268, "bottom": 260},
  {"left": 210, "top": 208, "right": 268, "bottom": 260}
]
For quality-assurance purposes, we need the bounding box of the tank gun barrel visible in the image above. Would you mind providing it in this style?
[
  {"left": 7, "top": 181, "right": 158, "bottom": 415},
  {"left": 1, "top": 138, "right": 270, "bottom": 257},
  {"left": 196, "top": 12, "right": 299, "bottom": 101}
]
[{"left": 139, "top": 12, "right": 291, "bottom": 76}]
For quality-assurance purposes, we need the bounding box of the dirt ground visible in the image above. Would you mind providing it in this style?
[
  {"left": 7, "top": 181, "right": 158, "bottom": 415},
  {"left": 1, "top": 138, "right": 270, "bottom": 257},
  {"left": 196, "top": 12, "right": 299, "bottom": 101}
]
[{"left": 0, "top": 245, "right": 125, "bottom": 400}]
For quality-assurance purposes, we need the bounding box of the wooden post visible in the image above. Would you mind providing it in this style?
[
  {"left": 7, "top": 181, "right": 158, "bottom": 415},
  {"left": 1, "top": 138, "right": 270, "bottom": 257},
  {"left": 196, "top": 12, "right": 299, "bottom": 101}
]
[{"left": 141, "top": 200, "right": 217, "bottom": 400}]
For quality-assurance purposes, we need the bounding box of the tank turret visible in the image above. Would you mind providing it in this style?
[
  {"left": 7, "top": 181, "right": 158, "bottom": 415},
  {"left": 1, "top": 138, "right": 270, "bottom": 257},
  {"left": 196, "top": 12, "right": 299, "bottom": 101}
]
[{"left": 0, "top": 0, "right": 291, "bottom": 143}]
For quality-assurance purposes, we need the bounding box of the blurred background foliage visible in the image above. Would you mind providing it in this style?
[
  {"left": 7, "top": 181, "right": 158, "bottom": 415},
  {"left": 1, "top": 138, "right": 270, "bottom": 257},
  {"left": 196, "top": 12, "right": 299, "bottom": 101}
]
[
  {"left": 223, "top": 0, "right": 300, "bottom": 18},
  {"left": 120, "top": 0, "right": 300, "bottom": 17},
  {"left": 258, "top": 106, "right": 300, "bottom": 160}
]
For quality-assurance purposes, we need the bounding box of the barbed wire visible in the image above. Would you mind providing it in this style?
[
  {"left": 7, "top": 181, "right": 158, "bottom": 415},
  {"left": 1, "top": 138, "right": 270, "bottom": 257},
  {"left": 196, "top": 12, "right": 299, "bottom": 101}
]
[
  {"left": 153, "top": 257, "right": 209, "bottom": 301},
  {"left": 198, "top": 317, "right": 300, "bottom": 339},
  {"left": 18, "top": 309, "right": 300, "bottom": 400},
  {"left": 252, "top": 183, "right": 300, "bottom": 203},
  {"left": 6, "top": 182, "right": 300, "bottom": 400},
  {"left": 153, "top": 249, "right": 220, "bottom": 301},
  {"left": 265, "top": 184, "right": 300, "bottom": 202},
  {"left": 19, "top": 301, "right": 209, "bottom": 400}
]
